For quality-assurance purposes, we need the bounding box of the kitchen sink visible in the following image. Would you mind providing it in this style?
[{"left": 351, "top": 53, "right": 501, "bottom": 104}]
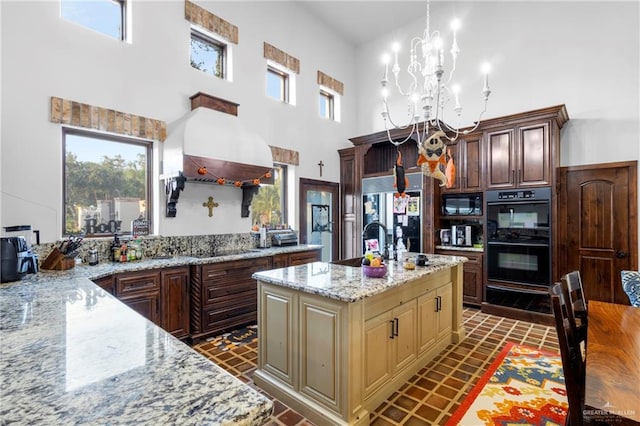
[{"left": 192, "top": 249, "right": 258, "bottom": 258}]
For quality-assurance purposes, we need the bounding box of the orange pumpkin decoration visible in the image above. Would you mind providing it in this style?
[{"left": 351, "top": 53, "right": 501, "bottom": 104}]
[
  {"left": 253, "top": 178, "right": 261, "bottom": 185},
  {"left": 216, "top": 177, "right": 225, "bottom": 185},
  {"left": 265, "top": 171, "right": 272, "bottom": 179},
  {"left": 234, "top": 181, "right": 242, "bottom": 187},
  {"left": 197, "top": 166, "right": 207, "bottom": 175}
]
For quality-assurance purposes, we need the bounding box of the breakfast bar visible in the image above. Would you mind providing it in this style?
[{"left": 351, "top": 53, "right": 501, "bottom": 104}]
[{"left": 252, "top": 254, "right": 466, "bottom": 426}]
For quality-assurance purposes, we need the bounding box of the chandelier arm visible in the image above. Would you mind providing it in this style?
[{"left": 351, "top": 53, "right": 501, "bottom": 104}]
[{"left": 385, "top": 124, "right": 418, "bottom": 146}]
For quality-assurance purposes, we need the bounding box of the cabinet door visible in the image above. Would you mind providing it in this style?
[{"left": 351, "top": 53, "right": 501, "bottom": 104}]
[
  {"left": 120, "top": 292, "right": 160, "bottom": 324},
  {"left": 392, "top": 301, "right": 417, "bottom": 372},
  {"left": 161, "top": 267, "right": 190, "bottom": 339},
  {"left": 517, "top": 122, "right": 551, "bottom": 187},
  {"left": 364, "top": 311, "right": 393, "bottom": 395},
  {"left": 417, "top": 289, "right": 437, "bottom": 353},
  {"left": 437, "top": 285, "right": 453, "bottom": 340},
  {"left": 486, "top": 129, "right": 516, "bottom": 189},
  {"left": 259, "top": 285, "right": 296, "bottom": 387},
  {"left": 461, "top": 133, "right": 483, "bottom": 191},
  {"left": 272, "top": 253, "right": 289, "bottom": 269},
  {"left": 441, "top": 143, "right": 462, "bottom": 192},
  {"left": 299, "top": 295, "right": 344, "bottom": 412},
  {"left": 462, "top": 254, "right": 483, "bottom": 306}
]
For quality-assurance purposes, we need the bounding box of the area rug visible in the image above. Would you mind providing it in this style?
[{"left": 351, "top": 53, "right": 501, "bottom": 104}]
[
  {"left": 446, "top": 342, "right": 568, "bottom": 426},
  {"left": 203, "top": 324, "right": 258, "bottom": 351}
]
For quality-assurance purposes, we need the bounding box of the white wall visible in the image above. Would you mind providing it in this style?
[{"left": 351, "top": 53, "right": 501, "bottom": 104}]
[
  {"left": 355, "top": 1, "right": 639, "bottom": 165},
  {"left": 0, "top": 1, "right": 356, "bottom": 242}
]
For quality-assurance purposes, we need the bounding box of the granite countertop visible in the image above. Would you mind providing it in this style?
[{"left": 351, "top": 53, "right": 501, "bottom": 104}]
[
  {"left": 0, "top": 245, "right": 322, "bottom": 425},
  {"left": 252, "top": 254, "right": 467, "bottom": 303}
]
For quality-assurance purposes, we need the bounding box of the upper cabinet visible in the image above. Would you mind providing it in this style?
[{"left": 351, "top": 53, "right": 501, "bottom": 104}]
[
  {"left": 441, "top": 132, "right": 483, "bottom": 193},
  {"left": 485, "top": 106, "right": 568, "bottom": 190}
]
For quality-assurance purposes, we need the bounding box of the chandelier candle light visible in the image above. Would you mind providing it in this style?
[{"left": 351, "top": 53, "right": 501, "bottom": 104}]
[{"left": 380, "top": 0, "right": 492, "bottom": 147}]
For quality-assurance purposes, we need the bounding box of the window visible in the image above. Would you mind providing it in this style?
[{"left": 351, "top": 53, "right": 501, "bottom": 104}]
[
  {"left": 319, "top": 90, "right": 334, "bottom": 120},
  {"left": 251, "top": 165, "right": 287, "bottom": 227},
  {"left": 266, "top": 66, "right": 289, "bottom": 103},
  {"left": 190, "top": 28, "right": 227, "bottom": 79},
  {"left": 60, "top": 0, "right": 126, "bottom": 41},
  {"left": 63, "top": 128, "right": 152, "bottom": 237}
]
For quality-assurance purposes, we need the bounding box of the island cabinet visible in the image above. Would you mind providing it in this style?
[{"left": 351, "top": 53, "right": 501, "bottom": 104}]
[{"left": 254, "top": 263, "right": 464, "bottom": 426}]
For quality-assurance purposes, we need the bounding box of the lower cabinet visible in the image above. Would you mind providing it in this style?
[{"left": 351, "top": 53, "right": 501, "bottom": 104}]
[
  {"left": 161, "top": 267, "right": 190, "bottom": 339},
  {"left": 435, "top": 249, "right": 483, "bottom": 306},
  {"left": 364, "top": 301, "right": 417, "bottom": 395},
  {"left": 103, "top": 266, "right": 190, "bottom": 339}
]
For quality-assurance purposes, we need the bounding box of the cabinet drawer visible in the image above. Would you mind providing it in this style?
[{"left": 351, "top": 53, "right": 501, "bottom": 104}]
[
  {"left": 202, "top": 304, "right": 257, "bottom": 331},
  {"left": 289, "top": 251, "right": 321, "bottom": 266},
  {"left": 204, "top": 279, "right": 256, "bottom": 305},
  {"left": 116, "top": 270, "right": 161, "bottom": 296},
  {"left": 201, "top": 257, "right": 272, "bottom": 280},
  {"left": 207, "top": 289, "right": 257, "bottom": 310}
]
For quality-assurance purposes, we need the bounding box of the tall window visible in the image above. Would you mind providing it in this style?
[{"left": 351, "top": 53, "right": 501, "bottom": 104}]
[
  {"left": 319, "top": 90, "right": 335, "bottom": 120},
  {"left": 251, "top": 165, "right": 287, "bottom": 227},
  {"left": 63, "top": 129, "right": 152, "bottom": 237},
  {"left": 60, "top": 0, "right": 126, "bottom": 41},
  {"left": 190, "top": 28, "right": 227, "bottom": 79},
  {"left": 266, "top": 67, "right": 289, "bottom": 103}
]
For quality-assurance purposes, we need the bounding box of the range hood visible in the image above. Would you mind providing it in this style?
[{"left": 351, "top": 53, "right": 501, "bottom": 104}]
[{"left": 162, "top": 93, "right": 274, "bottom": 217}]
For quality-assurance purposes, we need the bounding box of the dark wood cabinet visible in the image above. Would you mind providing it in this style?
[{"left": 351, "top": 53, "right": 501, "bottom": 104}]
[
  {"left": 288, "top": 250, "right": 321, "bottom": 266},
  {"left": 93, "top": 275, "right": 114, "bottom": 295},
  {"left": 161, "top": 267, "right": 190, "bottom": 339},
  {"left": 441, "top": 132, "right": 483, "bottom": 193},
  {"left": 338, "top": 147, "right": 359, "bottom": 260},
  {"left": 191, "top": 256, "right": 272, "bottom": 342},
  {"left": 485, "top": 116, "right": 558, "bottom": 190},
  {"left": 115, "top": 270, "right": 161, "bottom": 325},
  {"left": 435, "top": 249, "right": 483, "bottom": 306}
]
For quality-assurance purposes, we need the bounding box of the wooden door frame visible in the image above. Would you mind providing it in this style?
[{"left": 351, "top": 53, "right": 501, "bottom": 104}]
[
  {"left": 299, "top": 178, "right": 340, "bottom": 261},
  {"left": 556, "top": 160, "right": 638, "bottom": 282}
]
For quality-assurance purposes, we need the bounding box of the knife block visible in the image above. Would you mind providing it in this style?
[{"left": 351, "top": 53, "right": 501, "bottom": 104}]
[{"left": 41, "top": 247, "right": 75, "bottom": 270}]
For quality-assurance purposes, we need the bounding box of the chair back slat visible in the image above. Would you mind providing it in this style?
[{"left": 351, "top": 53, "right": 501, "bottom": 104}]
[
  {"left": 550, "top": 282, "right": 585, "bottom": 426},
  {"left": 561, "top": 271, "right": 588, "bottom": 345}
]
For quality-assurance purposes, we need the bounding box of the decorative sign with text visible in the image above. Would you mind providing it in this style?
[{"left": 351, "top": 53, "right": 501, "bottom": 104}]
[{"left": 132, "top": 217, "right": 150, "bottom": 236}]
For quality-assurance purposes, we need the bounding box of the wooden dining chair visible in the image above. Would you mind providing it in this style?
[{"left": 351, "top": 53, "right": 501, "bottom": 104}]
[
  {"left": 550, "top": 283, "right": 585, "bottom": 426},
  {"left": 560, "top": 271, "right": 588, "bottom": 345}
]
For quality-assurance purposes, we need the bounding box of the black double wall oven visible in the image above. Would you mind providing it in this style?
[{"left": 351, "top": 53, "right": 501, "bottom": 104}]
[{"left": 485, "top": 187, "right": 552, "bottom": 312}]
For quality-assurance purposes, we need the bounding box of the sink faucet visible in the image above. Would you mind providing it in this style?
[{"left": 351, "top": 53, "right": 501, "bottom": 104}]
[{"left": 362, "top": 221, "right": 392, "bottom": 260}]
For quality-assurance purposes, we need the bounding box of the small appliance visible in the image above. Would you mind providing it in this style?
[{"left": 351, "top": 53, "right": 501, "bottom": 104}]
[
  {"left": 439, "top": 229, "right": 452, "bottom": 245},
  {"left": 451, "top": 225, "right": 473, "bottom": 247},
  {"left": 271, "top": 230, "right": 298, "bottom": 246},
  {"left": 1, "top": 237, "right": 37, "bottom": 282},
  {"left": 441, "top": 193, "right": 483, "bottom": 216}
]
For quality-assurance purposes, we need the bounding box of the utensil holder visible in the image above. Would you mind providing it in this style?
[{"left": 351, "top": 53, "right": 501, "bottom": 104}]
[{"left": 41, "top": 247, "right": 75, "bottom": 271}]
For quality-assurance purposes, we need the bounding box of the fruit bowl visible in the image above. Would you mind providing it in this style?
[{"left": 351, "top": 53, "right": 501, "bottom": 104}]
[{"left": 363, "top": 264, "right": 387, "bottom": 278}]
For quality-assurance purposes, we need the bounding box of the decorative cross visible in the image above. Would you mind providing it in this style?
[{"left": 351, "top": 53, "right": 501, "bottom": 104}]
[
  {"left": 202, "top": 196, "right": 219, "bottom": 217},
  {"left": 318, "top": 160, "right": 324, "bottom": 177}
]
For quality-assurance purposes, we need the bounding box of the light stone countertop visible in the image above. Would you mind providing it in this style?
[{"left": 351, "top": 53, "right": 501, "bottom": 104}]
[
  {"left": 252, "top": 254, "right": 468, "bottom": 303},
  {"left": 0, "top": 245, "right": 321, "bottom": 425}
]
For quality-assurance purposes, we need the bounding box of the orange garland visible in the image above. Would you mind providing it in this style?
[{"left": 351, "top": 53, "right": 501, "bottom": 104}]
[{"left": 188, "top": 157, "right": 272, "bottom": 187}]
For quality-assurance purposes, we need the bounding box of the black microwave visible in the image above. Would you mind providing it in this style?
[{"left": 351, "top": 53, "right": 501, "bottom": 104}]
[{"left": 442, "top": 193, "right": 483, "bottom": 216}]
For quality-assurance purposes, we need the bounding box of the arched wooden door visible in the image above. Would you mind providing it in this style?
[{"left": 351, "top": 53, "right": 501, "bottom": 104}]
[{"left": 557, "top": 161, "right": 638, "bottom": 304}]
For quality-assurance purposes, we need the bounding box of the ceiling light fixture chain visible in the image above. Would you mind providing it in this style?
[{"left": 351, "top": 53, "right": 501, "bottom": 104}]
[{"left": 380, "top": 0, "right": 492, "bottom": 148}]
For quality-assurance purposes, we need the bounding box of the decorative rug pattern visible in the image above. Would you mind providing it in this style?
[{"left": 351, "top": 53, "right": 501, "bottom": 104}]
[
  {"left": 204, "top": 325, "right": 258, "bottom": 351},
  {"left": 446, "top": 342, "right": 568, "bottom": 426}
]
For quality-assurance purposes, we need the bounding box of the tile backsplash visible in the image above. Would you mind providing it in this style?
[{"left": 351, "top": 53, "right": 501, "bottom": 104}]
[{"left": 32, "top": 233, "right": 257, "bottom": 265}]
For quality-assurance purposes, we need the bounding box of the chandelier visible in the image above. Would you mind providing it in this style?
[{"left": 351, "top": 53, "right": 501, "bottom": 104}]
[{"left": 380, "top": 0, "right": 491, "bottom": 148}]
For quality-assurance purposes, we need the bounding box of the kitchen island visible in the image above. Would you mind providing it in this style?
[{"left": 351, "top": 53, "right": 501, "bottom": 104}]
[
  {"left": 252, "top": 254, "right": 466, "bottom": 426},
  {"left": 0, "top": 266, "right": 274, "bottom": 424}
]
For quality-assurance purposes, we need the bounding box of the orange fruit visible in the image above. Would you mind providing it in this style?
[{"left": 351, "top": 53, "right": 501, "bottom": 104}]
[{"left": 370, "top": 258, "right": 381, "bottom": 267}]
